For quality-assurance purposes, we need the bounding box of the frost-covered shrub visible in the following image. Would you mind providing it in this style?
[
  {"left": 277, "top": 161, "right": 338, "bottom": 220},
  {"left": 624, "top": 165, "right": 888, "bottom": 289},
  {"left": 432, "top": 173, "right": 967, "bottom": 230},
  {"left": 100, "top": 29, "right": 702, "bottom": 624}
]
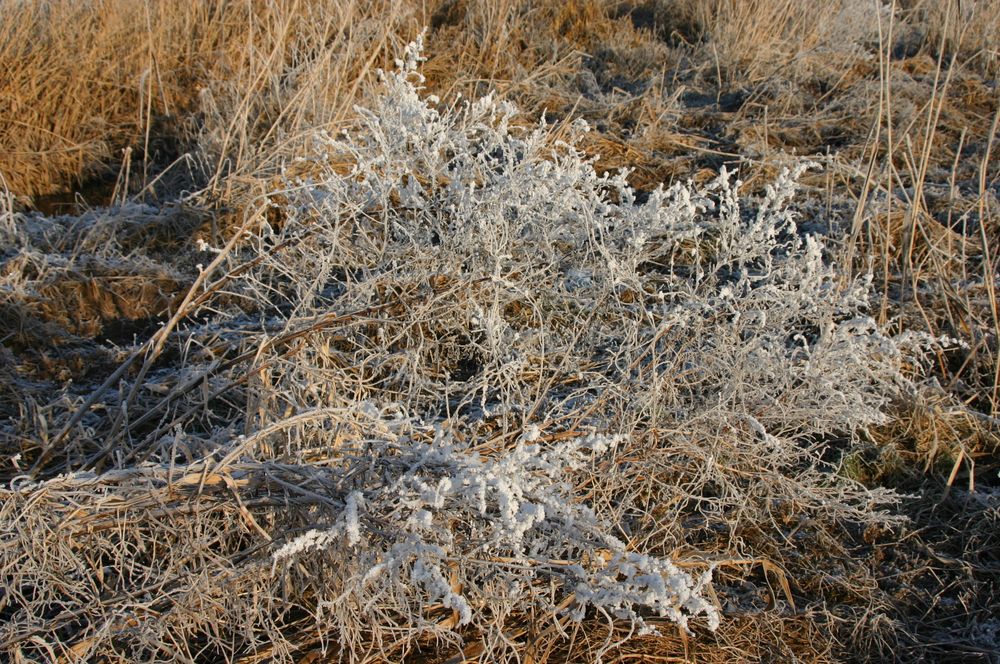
[
  {"left": 194, "top": 31, "right": 915, "bottom": 655},
  {"left": 232, "top": 31, "right": 912, "bottom": 445},
  {"left": 240, "top": 33, "right": 905, "bottom": 436}
]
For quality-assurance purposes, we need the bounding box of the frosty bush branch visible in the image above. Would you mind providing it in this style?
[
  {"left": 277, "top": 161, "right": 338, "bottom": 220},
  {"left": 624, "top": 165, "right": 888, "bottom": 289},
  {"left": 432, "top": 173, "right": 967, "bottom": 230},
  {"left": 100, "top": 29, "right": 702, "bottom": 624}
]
[{"left": 270, "top": 421, "right": 717, "bottom": 643}]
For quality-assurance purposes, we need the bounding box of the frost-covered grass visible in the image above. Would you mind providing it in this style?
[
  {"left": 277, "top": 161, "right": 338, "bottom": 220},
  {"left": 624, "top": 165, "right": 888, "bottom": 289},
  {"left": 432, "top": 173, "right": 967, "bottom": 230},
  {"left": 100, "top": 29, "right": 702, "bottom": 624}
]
[
  {"left": 3, "top": 4, "right": 999, "bottom": 663},
  {"left": 0, "top": 35, "right": 953, "bottom": 663}
]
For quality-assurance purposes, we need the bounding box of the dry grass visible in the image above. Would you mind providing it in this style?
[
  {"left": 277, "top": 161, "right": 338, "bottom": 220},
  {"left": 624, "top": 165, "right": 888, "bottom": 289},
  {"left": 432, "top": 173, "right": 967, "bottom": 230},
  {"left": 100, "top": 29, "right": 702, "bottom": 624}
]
[
  {"left": 0, "top": 0, "right": 426, "bottom": 200},
  {"left": 1, "top": 0, "right": 999, "bottom": 662}
]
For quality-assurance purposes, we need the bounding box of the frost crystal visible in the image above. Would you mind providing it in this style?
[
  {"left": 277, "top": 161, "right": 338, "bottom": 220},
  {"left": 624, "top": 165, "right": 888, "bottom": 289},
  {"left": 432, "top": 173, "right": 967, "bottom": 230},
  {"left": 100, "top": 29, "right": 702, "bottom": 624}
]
[{"left": 344, "top": 490, "right": 363, "bottom": 546}]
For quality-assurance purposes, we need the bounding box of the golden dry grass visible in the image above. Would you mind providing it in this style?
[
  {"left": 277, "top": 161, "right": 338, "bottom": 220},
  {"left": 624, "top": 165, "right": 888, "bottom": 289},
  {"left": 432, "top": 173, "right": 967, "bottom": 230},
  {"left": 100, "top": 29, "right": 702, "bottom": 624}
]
[{"left": 0, "top": 0, "right": 426, "bottom": 199}]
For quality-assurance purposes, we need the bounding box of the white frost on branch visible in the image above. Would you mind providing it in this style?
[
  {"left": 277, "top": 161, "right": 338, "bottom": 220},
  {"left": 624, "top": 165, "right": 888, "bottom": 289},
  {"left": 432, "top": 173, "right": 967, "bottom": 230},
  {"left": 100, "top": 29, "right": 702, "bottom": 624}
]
[{"left": 270, "top": 423, "right": 719, "bottom": 634}]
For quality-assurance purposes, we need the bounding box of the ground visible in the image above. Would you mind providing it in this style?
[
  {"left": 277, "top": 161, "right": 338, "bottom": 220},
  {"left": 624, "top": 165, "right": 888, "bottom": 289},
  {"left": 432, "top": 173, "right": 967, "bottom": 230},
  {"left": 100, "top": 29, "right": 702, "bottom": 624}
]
[{"left": 1, "top": 1, "right": 998, "bottom": 662}]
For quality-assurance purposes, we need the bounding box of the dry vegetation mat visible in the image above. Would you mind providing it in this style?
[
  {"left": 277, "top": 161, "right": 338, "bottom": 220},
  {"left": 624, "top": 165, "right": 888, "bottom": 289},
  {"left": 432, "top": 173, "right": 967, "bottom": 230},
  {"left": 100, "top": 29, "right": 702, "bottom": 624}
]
[{"left": 1, "top": 2, "right": 999, "bottom": 662}]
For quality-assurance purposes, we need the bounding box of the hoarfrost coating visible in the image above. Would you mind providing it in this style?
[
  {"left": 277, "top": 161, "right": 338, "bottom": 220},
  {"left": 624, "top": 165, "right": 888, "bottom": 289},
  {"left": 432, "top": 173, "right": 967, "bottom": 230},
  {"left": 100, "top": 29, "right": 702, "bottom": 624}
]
[
  {"left": 270, "top": 425, "right": 719, "bottom": 633},
  {"left": 243, "top": 32, "right": 924, "bottom": 651},
  {"left": 0, "top": 31, "right": 941, "bottom": 664}
]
